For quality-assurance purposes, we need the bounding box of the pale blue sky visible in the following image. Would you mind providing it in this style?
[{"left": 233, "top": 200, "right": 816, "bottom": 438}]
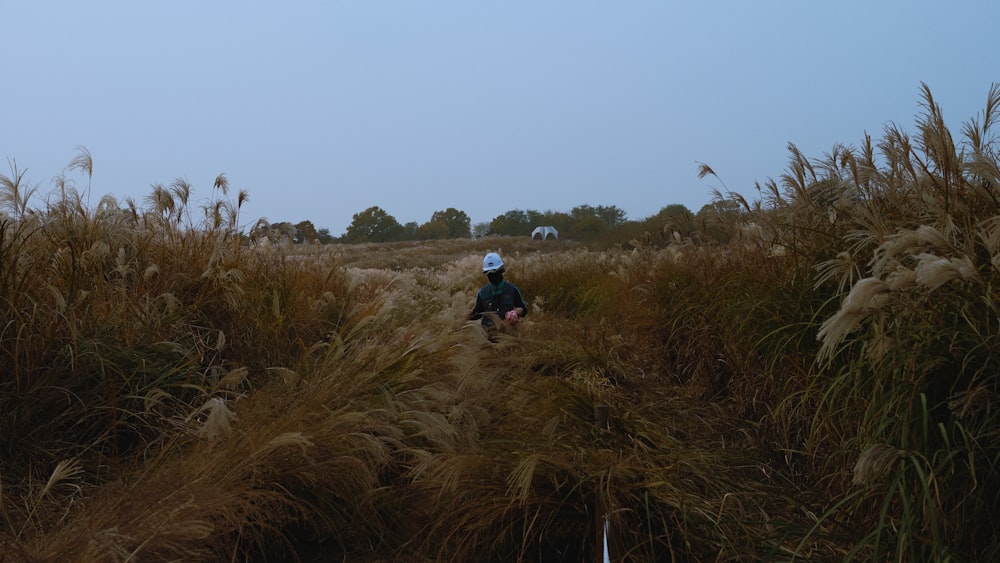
[{"left": 4, "top": 1, "right": 998, "bottom": 235}]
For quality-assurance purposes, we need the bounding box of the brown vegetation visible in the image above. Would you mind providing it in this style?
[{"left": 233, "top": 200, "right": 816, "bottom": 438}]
[{"left": 1, "top": 83, "right": 998, "bottom": 561}]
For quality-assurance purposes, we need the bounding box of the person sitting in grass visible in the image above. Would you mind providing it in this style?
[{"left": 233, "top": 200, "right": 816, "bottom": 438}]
[{"left": 469, "top": 252, "right": 528, "bottom": 338}]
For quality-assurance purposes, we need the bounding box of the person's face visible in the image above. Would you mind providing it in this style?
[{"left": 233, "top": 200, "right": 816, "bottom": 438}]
[{"left": 486, "top": 269, "right": 504, "bottom": 285}]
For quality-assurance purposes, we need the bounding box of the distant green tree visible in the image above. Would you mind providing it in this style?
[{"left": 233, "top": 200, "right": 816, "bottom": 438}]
[
  {"left": 656, "top": 204, "right": 692, "bottom": 220},
  {"left": 472, "top": 222, "right": 491, "bottom": 239},
  {"left": 696, "top": 200, "right": 743, "bottom": 244},
  {"left": 343, "top": 206, "right": 404, "bottom": 243},
  {"left": 416, "top": 220, "right": 449, "bottom": 240},
  {"left": 402, "top": 221, "right": 419, "bottom": 240},
  {"left": 490, "top": 206, "right": 625, "bottom": 239},
  {"left": 596, "top": 205, "right": 627, "bottom": 227},
  {"left": 545, "top": 211, "right": 573, "bottom": 235},
  {"left": 526, "top": 209, "right": 547, "bottom": 227},
  {"left": 571, "top": 204, "right": 627, "bottom": 228},
  {"left": 655, "top": 204, "right": 695, "bottom": 238},
  {"left": 294, "top": 220, "right": 319, "bottom": 243},
  {"left": 316, "top": 227, "right": 334, "bottom": 244},
  {"left": 489, "top": 209, "right": 532, "bottom": 236},
  {"left": 571, "top": 204, "right": 597, "bottom": 221},
  {"left": 430, "top": 208, "right": 472, "bottom": 238},
  {"left": 569, "top": 215, "right": 606, "bottom": 237}
]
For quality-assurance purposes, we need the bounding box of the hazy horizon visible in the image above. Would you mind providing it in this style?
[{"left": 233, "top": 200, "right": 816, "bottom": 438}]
[{"left": 4, "top": 2, "right": 998, "bottom": 235}]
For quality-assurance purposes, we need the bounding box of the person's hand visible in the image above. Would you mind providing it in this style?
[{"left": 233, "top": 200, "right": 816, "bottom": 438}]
[{"left": 505, "top": 309, "right": 520, "bottom": 325}]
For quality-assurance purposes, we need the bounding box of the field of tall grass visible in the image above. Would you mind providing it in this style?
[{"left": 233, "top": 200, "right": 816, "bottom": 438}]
[{"left": 2, "top": 83, "right": 998, "bottom": 561}]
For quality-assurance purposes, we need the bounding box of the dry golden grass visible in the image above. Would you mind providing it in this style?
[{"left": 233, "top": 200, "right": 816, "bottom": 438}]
[{"left": 3, "top": 84, "right": 1000, "bottom": 561}]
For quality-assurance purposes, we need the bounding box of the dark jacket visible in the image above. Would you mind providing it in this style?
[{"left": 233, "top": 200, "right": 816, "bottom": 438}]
[{"left": 469, "top": 280, "right": 528, "bottom": 327}]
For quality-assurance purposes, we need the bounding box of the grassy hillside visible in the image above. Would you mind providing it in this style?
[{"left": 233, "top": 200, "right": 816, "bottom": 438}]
[{"left": 2, "top": 84, "right": 998, "bottom": 561}]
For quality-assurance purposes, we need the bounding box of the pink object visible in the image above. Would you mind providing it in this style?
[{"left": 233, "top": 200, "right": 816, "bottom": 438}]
[{"left": 505, "top": 310, "right": 519, "bottom": 324}]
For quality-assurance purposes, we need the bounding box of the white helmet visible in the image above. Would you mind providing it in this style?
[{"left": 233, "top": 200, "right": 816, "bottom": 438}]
[{"left": 482, "top": 252, "right": 504, "bottom": 273}]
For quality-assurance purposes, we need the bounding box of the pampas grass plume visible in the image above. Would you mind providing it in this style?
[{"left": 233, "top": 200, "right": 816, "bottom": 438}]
[
  {"left": 885, "top": 267, "right": 917, "bottom": 290},
  {"left": 40, "top": 459, "right": 84, "bottom": 499},
  {"left": 913, "top": 253, "right": 979, "bottom": 290},
  {"left": 817, "top": 277, "right": 889, "bottom": 359},
  {"left": 195, "top": 398, "right": 237, "bottom": 440}
]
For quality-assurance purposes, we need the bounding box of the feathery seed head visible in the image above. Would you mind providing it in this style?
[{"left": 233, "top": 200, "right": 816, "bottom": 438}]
[
  {"left": 817, "top": 277, "right": 890, "bottom": 359},
  {"left": 885, "top": 267, "right": 917, "bottom": 290},
  {"left": 913, "top": 253, "right": 979, "bottom": 290},
  {"left": 914, "top": 225, "right": 952, "bottom": 250},
  {"left": 196, "top": 397, "right": 237, "bottom": 440},
  {"left": 841, "top": 277, "right": 890, "bottom": 313}
]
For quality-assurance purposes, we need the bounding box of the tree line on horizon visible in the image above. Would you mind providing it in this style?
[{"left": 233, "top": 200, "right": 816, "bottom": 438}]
[
  {"left": 0, "top": 147, "right": 735, "bottom": 248},
  {"left": 257, "top": 200, "right": 739, "bottom": 245}
]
